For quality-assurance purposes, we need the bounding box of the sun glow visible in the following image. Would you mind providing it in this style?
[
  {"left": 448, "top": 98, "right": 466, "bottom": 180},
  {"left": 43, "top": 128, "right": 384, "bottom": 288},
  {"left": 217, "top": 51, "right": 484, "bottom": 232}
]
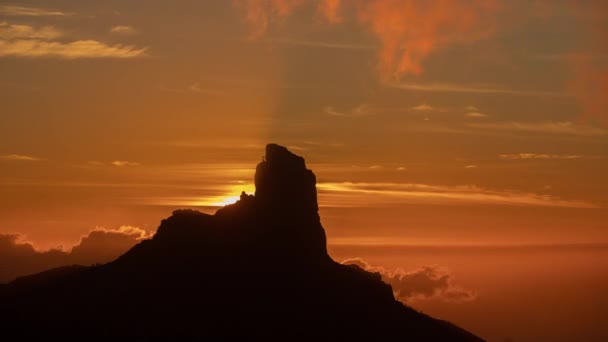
[
  {"left": 205, "top": 183, "right": 256, "bottom": 207},
  {"left": 210, "top": 195, "right": 242, "bottom": 207}
]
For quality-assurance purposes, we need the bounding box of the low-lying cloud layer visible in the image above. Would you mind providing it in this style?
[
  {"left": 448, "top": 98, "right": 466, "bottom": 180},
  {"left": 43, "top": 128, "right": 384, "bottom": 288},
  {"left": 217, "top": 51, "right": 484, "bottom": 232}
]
[
  {"left": 0, "top": 226, "right": 151, "bottom": 283},
  {"left": 343, "top": 258, "right": 475, "bottom": 302}
]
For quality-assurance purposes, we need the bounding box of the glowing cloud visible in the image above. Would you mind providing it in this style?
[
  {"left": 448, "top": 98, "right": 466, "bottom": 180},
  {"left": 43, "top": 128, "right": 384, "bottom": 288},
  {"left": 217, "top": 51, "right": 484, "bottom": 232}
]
[
  {"left": 343, "top": 258, "right": 475, "bottom": 302},
  {"left": 0, "top": 154, "right": 43, "bottom": 161},
  {"left": 499, "top": 154, "right": 585, "bottom": 160},
  {"left": 0, "top": 5, "right": 71, "bottom": 17},
  {"left": 0, "top": 22, "right": 62, "bottom": 40},
  {"left": 356, "top": 0, "right": 500, "bottom": 80},
  {"left": 111, "top": 160, "right": 140, "bottom": 167},
  {"left": 0, "top": 39, "right": 147, "bottom": 59},
  {"left": 236, "top": 0, "right": 306, "bottom": 39},
  {"left": 411, "top": 104, "right": 435, "bottom": 111},
  {"left": 110, "top": 25, "right": 138, "bottom": 35},
  {"left": 317, "top": 0, "right": 342, "bottom": 23},
  {"left": 467, "top": 121, "right": 608, "bottom": 136},
  {"left": 465, "top": 112, "right": 488, "bottom": 118},
  {"left": 317, "top": 182, "right": 598, "bottom": 208},
  {"left": 237, "top": 0, "right": 501, "bottom": 79}
]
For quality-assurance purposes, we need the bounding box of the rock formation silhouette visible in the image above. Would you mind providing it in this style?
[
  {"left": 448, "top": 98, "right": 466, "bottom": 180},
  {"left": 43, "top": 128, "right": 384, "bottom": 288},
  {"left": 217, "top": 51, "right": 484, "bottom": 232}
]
[{"left": 0, "top": 144, "right": 484, "bottom": 340}]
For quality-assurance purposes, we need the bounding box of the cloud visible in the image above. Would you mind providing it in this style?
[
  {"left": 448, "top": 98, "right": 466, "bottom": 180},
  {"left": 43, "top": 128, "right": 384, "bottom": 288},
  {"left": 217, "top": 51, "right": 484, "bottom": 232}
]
[
  {"left": 110, "top": 25, "right": 138, "bottom": 35},
  {"left": 465, "top": 105, "right": 479, "bottom": 111},
  {"left": 111, "top": 160, "right": 140, "bottom": 167},
  {"left": 267, "top": 37, "right": 373, "bottom": 50},
  {"left": 391, "top": 81, "right": 567, "bottom": 97},
  {"left": 324, "top": 104, "right": 372, "bottom": 118},
  {"left": 88, "top": 160, "right": 141, "bottom": 167},
  {"left": 0, "top": 21, "right": 147, "bottom": 59},
  {"left": 69, "top": 226, "right": 152, "bottom": 264},
  {"left": 317, "top": 182, "right": 598, "bottom": 208},
  {"left": 0, "top": 5, "right": 71, "bottom": 17},
  {"left": 464, "top": 112, "right": 488, "bottom": 118},
  {"left": 411, "top": 104, "right": 435, "bottom": 111},
  {"left": 464, "top": 165, "right": 477, "bottom": 169},
  {"left": 466, "top": 121, "right": 608, "bottom": 136},
  {"left": 189, "top": 82, "right": 225, "bottom": 95},
  {"left": 0, "top": 22, "right": 62, "bottom": 40},
  {"left": 235, "top": 0, "right": 306, "bottom": 39},
  {"left": 317, "top": 0, "right": 342, "bottom": 23},
  {"left": 342, "top": 258, "right": 475, "bottom": 302},
  {"left": 0, "top": 154, "right": 43, "bottom": 161},
  {"left": 0, "top": 227, "right": 151, "bottom": 283},
  {"left": 0, "top": 39, "right": 147, "bottom": 59},
  {"left": 87, "top": 161, "right": 105, "bottom": 166},
  {"left": 356, "top": 0, "right": 500, "bottom": 80},
  {"left": 499, "top": 153, "right": 585, "bottom": 160},
  {"left": 237, "top": 1, "right": 501, "bottom": 79}
]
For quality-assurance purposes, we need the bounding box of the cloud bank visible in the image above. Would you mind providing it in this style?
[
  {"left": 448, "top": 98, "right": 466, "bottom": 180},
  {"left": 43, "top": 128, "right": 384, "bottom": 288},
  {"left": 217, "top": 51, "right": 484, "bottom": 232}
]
[
  {"left": 0, "top": 226, "right": 151, "bottom": 283},
  {"left": 342, "top": 258, "right": 475, "bottom": 302}
]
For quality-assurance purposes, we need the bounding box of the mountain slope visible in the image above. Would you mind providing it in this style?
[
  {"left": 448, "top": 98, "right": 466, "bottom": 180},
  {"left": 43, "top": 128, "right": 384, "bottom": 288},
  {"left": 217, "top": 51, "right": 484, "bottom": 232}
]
[{"left": 0, "top": 144, "right": 484, "bottom": 340}]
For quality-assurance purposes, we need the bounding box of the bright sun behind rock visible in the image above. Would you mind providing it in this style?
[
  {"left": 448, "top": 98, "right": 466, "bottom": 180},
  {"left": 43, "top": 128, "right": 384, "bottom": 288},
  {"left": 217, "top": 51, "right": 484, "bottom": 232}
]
[{"left": 203, "top": 183, "right": 256, "bottom": 207}]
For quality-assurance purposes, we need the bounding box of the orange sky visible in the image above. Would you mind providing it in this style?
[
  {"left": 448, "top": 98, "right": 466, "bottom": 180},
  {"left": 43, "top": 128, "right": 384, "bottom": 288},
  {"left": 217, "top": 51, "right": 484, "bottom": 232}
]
[
  {"left": 1, "top": 0, "right": 606, "bottom": 250},
  {"left": 1, "top": 2, "right": 607, "bottom": 341}
]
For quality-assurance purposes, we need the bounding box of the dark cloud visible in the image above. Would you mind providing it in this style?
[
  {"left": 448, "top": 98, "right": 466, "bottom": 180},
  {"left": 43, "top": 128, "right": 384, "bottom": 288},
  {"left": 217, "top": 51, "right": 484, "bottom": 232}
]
[
  {"left": 342, "top": 258, "right": 475, "bottom": 303},
  {"left": 0, "top": 226, "right": 151, "bottom": 283}
]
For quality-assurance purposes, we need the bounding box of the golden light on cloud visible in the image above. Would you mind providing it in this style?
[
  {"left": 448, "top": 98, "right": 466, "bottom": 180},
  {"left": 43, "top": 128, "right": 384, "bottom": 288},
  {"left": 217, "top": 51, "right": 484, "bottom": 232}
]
[
  {"left": 0, "top": 39, "right": 147, "bottom": 59},
  {"left": 0, "top": 5, "right": 71, "bottom": 17},
  {"left": 0, "top": 22, "right": 62, "bottom": 40},
  {"left": 317, "top": 182, "right": 599, "bottom": 208},
  {"left": 238, "top": 0, "right": 501, "bottom": 80}
]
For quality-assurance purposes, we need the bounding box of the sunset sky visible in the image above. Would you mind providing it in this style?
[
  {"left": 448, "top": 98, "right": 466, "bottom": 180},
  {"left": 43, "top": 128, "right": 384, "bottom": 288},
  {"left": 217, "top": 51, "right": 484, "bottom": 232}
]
[
  {"left": 1, "top": 0, "right": 606, "bottom": 248},
  {"left": 1, "top": 1, "right": 607, "bottom": 341}
]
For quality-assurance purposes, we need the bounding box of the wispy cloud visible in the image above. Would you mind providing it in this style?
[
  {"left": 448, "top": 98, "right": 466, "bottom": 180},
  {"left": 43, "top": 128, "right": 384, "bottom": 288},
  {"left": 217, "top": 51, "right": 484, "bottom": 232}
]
[
  {"left": 391, "top": 81, "right": 568, "bottom": 97},
  {"left": 110, "top": 25, "right": 138, "bottom": 35},
  {"left": 0, "top": 21, "right": 147, "bottom": 59},
  {"left": 467, "top": 121, "right": 607, "bottom": 136},
  {"left": 499, "top": 153, "right": 586, "bottom": 160},
  {"left": 464, "top": 112, "right": 488, "bottom": 118},
  {"left": 188, "top": 82, "right": 225, "bottom": 95},
  {"left": 0, "top": 22, "right": 62, "bottom": 40},
  {"left": 0, "top": 154, "right": 43, "bottom": 161},
  {"left": 0, "top": 39, "right": 147, "bottom": 59},
  {"left": 0, "top": 5, "right": 72, "bottom": 17},
  {"left": 317, "top": 0, "right": 343, "bottom": 23},
  {"left": 317, "top": 182, "right": 598, "bottom": 208},
  {"left": 236, "top": 1, "right": 500, "bottom": 80},
  {"left": 324, "top": 104, "right": 372, "bottom": 118},
  {"left": 411, "top": 104, "right": 435, "bottom": 111},
  {"left": 268, "top": 37, "right": 373, "bottom": 50},
  {"left": 111, "top": 160, "right": 140, "bottom": 167}
]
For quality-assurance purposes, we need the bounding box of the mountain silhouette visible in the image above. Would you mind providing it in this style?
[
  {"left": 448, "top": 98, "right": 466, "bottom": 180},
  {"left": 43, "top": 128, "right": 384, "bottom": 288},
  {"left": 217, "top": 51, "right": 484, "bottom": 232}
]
[{"left": 0, "top": 144, "right": 484, "bottom": 340}]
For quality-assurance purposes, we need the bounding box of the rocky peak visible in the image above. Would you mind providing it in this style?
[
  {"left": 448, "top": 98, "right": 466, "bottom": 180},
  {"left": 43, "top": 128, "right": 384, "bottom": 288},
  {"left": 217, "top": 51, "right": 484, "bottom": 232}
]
[{"left": 254, "top": 144, "right": 319, "bottom": 217}]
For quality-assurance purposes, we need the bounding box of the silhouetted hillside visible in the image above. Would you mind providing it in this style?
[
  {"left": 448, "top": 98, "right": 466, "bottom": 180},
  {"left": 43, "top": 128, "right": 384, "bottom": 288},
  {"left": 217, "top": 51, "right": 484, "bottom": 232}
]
[{"left": 0, "top": 144, "right": 484, "bottom": 340}]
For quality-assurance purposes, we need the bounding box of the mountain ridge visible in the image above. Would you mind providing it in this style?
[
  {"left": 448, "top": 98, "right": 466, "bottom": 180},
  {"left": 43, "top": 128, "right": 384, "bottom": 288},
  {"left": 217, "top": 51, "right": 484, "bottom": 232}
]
[{"left": 0, "top": 144, "right": 484, "bottom": 341}]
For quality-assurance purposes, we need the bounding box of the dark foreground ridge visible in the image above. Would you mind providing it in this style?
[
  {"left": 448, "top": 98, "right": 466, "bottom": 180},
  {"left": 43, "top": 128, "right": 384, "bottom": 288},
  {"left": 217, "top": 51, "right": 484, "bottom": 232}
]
[{"left": 0, "top": 144, "right": 484, "bottom": 340}]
